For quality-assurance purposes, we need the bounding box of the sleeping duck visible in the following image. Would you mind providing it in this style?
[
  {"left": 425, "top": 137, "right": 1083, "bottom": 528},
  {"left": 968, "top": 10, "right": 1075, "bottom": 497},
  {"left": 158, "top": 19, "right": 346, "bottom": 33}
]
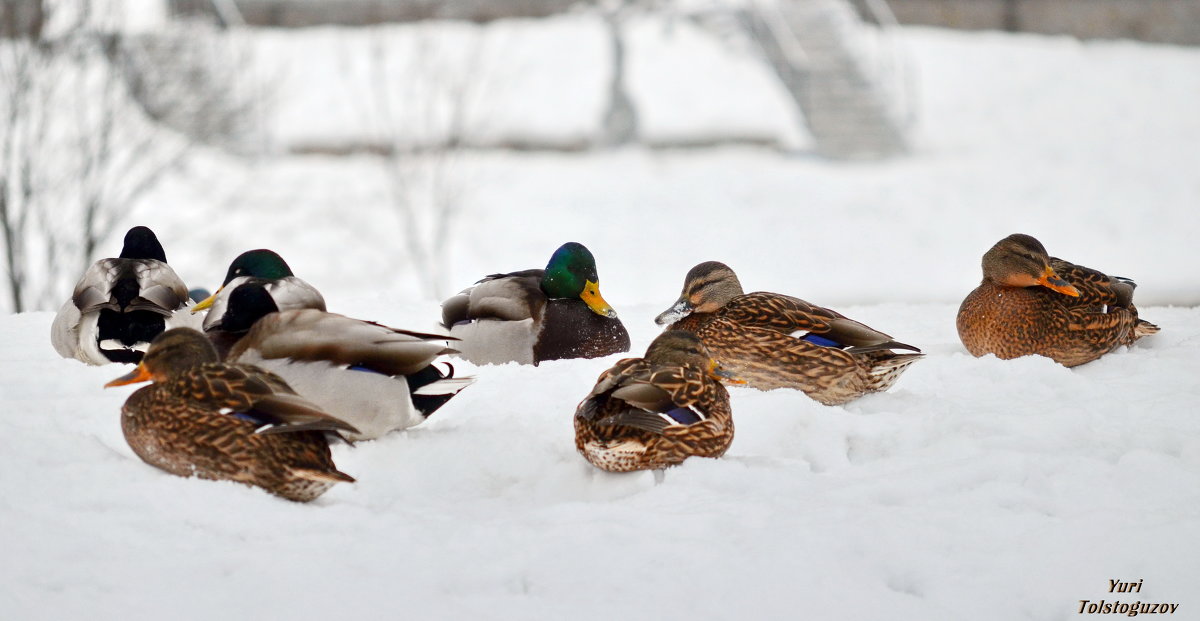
[
  {"left": 191, "top": 248, "right": 325, "bottom": 357},
  {"left": 441, "top": 242, "right": 631, "bottom": 365},
  {"left": 105, "top": 328, "right": 356, "bottom": 502},
  {"left": 51, "top": 226, "right": 198, "bottom": 365},
  {"left": 655, "top": 261, "right": 923, "bottom": 405},
  {"left": 957, "top": 233, "right": 1159, "bottom": 367},
  {"left": 575, "top": 330, "right": 737, "bottom": 472},
  {"left": 201, "top": 278, "right": 472, "bottom": 442}
]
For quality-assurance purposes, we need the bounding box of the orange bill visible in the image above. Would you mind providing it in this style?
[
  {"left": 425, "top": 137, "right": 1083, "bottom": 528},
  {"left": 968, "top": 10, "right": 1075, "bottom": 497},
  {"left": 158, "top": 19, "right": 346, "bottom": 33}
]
[
  {"left": 105, "top": 363, "right": 154, "bottom": 388},
  {"left": 1037, "top": 266, "right": 1080, "bottom": 297},
  {"left": 579, "top": 280, "right": 618, "bottom": 318}
]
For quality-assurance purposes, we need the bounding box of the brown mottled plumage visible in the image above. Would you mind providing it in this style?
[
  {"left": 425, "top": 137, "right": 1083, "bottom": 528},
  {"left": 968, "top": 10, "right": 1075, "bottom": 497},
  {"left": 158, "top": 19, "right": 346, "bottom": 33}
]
[
  {"left": 575, "top": 331, "right": 734, "bottom": 472},
  {"left": 957, "top": 233, "right": 1159, "bottom": 367},
  {"left": 106, "top": 328, "right": 357, "bottom": 502},
  {"left": 655, "top": 262, "right": 922, "bottom": 406}
]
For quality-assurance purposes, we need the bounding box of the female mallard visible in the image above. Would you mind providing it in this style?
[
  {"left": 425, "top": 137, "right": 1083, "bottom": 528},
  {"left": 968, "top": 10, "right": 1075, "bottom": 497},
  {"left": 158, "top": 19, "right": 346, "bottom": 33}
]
[
  {"left": 654, "top": 261, "right": 922, "bottom": 406},
  {"left": 191, "top": 249, "right": 324, "bottom": 355},
  {"left": 105, "top": 328, "right": 357, "bottom": 502},
  {"left": 52, "top": 226, "right": 199, "bottom": 365},
  {"left": 957, "top": 233, "right": 1159, "bottom": 367},
  {"left": 203, "top": 281, "right": 472, "bottom": 442},
  {"left": 575, "top": 331, "right": 736, "bottom": 472},
  {"left": 441, "top": 242, "right": 630, "bottom": 365}
]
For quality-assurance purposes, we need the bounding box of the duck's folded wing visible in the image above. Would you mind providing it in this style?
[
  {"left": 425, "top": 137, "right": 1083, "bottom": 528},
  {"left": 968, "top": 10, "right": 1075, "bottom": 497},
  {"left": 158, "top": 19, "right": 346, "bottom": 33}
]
[
  {"left": 178, "top": 364, "right": 360, "bottom": 435},
  {"left": 71, "top": 261, "right": 119, "bottom": 313},
  {"left": 131, "top": 260, "right": 189, "bottom": 312},
  {"left": 596, "top": 373, "right": 709, "bottom": 435},
  {"left": 723, "top": 293, "right": 918, "bottom": 353},
  {"left": 462, "top": 271, "right": 544, "bottom": 322},
  {"left": 1050, "top": 257, "right": 1134, "bottom": 308},
  {"left": 242, "top": 310, "right": 457, "bottom": 376},
  {"left": 250, "top": 393, "right": 362, "bottom": 435},
  {"left": 576, "top": 358, "right": 644, "bottom": 421}
]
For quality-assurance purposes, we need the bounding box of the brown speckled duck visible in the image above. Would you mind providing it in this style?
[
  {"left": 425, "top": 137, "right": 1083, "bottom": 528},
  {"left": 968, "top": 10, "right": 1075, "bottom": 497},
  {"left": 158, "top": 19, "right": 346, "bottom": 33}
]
[
  {"left": 105, "top": 328, "right": 357, "bottom": 502},
  {"left": 957, "top": 233, "right": 1159, "bottom": 367},
  {"left": 655, "top": 261, "right": 922, "bottom": 406},
  {"left": 575, "top": 331, "right": 736, "bottom": 472}
]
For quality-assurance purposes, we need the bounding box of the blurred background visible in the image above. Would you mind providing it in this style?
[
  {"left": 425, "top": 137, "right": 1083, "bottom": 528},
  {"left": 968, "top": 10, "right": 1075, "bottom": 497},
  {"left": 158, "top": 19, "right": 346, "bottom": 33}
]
[{"left": 2, "top": 0, "right": 1198, "bottom": 318}]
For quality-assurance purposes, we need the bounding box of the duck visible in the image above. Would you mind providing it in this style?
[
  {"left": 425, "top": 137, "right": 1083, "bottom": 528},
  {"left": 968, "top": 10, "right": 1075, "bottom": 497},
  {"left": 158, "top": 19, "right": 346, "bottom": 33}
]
[
  {"left": 441, "top": 242, "right": 630, "bottom": 365},
  {"left": 202, "top": 280, "right": 472, "bottom": 441},
  {"left": 957, "top": 233, "right": 1159, "bottom": 367},
  {"left": 105, "top": 328, "right": 357, "bottom": 503},
  {"left": 51, "top": 225, "right": 199, "bottom": 365},
  {"left": 654, "top": 261, "right": 923, "bottom": 405},
  {"left": 190, "top": 249, "right": 326, "bottom": 358},
  {"left": 575, "top": 330, "right": 737, "bottom": 472}
]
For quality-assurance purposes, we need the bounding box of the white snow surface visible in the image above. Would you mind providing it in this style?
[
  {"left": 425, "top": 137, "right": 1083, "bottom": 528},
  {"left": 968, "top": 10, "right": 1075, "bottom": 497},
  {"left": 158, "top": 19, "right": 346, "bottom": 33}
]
[
  {"left": 3, "top": 23, "right": 1200, "bottom": 620},
  {"left": 4, "top": 303, "right": 1198, "bottom": 619}
]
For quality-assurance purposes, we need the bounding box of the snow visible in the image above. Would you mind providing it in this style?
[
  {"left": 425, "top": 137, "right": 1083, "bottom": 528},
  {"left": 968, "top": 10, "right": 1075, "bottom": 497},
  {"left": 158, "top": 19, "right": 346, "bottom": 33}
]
[
  {"left": 4, "top": 303, "right": 1198, "bottom": 619},
  {"left": 3, "top": 19, "right": 1200, "bottom": 621}
]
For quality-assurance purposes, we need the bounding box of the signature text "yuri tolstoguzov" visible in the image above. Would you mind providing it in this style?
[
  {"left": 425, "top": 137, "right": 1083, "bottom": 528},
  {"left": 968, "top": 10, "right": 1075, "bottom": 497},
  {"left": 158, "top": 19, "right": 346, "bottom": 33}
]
[{"left": 1078, "top": 579, "right": 1178, "bottom": 616}]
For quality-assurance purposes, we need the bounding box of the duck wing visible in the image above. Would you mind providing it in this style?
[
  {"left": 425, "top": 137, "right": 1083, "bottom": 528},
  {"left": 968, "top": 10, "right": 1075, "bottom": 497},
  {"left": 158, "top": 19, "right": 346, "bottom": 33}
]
[
  {"left": 172, "top": 362, "right": 360, "bottom": 435},
  {"left": 442, "top": 270, "right": 545, "bottom": 326},
  {"left": 580, "top": 361, "right": 712, "bottom": 435},
  {"left": 1050, "top": 257, "right": 1136, "bottom": 308},
  {"left": 722, "top": 292, "right": 919, "bottom": 353},
  {"left": 233, "top": 309, "right": 457, "bottom": 376},
  {"left": 71, "top": 259, "right": 187, "bottom": 315}
]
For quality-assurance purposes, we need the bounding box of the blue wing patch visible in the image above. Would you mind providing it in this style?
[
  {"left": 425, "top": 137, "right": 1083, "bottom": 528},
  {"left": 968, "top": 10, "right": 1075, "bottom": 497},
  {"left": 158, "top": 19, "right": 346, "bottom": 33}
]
[
  {"left": 663, "top": 406, "right": 702, "bottom": 425},
  {"left": 801, "top": 333, "right": 843, "bottom": 348}
]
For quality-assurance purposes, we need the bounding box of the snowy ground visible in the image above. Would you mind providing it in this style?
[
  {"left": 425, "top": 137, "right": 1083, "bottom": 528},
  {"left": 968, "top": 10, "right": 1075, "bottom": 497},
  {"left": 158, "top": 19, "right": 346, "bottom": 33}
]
[
  {"left": 4, "top": 303, "right": 1197, "bottom": 620},
  {"left": 3, "top": 22, "right": 1200, "bottom": 621}
]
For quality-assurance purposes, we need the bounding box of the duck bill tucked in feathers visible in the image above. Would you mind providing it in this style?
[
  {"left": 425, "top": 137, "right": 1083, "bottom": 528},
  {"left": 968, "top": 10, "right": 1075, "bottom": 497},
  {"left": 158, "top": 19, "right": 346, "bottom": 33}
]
[
  {"left": 655, "top": 298, "right": 693, "bottom": 326},
  {"left": 1037, "top": 265, "right": 1081, "bottom": 297},
  {"left": 190, "top": 287, "right": 220, "bottom": 312},
  {"left": 708, "top": 359, "right": 743, "bottom": 384}
]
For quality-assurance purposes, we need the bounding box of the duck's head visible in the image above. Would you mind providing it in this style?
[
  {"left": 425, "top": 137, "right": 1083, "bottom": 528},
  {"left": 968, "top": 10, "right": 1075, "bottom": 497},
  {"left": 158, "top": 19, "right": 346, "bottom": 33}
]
[
  {"left": 981, "top": 234, "right": 1080, "bottom": 297},
  {"left": 118, "top": 226, "right": 167, "bottom": 262},
  {"left": 644, "top": 331, "right": 739, "bottom": 382},
  {"left": 541, "top": 242, "right": 617, "bottom": 318},
  {"left": 192, "top": 249, "right": 294, "bottom": 313},
  {"left": 204, "top": 282, "right": 280, "bottom": 334},
  {"left": 655, "top": 261, "right": 744, "bottom": 326},
  {"left": 104, "top": 328, "right": 219, "bottom": 387}
]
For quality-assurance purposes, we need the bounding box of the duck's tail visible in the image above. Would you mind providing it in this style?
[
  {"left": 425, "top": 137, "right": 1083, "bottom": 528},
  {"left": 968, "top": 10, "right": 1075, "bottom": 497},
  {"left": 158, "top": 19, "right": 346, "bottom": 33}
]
[
  {"left": 291, "top": 467, "right": 356, "bottom": 484},
  {"left": 862, "top": 352, "right": 924, "bottom": 394},
  {"left": 1134, "top": 319, "right": 1160, "bottom": 339},
  {"left": 407, "top": 362, "right": 474, "bottom": 418}
]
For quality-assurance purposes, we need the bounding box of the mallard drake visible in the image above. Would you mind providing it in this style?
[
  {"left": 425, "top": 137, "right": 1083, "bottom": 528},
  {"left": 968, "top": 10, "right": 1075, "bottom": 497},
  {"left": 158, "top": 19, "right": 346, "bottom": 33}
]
[
  {"left": 575, "top": 331, "right": 737, "bottom": 472},
  {"left": 105, "top": 328, "right": 357, "bottom": 502},
  {"left": 957, "top": 233, "right": 1159, "bottom": 367},
  {"left": 203, "top": 281, "right": 472, "bottom": 441},
  {"left": 51, "top": 226, "right": 199, "bottom": 365},
  {"left": 654, "top": 261, "right": 922, "bottom": 405},
  {"left": 441, "top": 242, "right": 630, "bottom": 365},
  {"left": 191, "top": 249, "right": 325, "bottom": 357}
]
